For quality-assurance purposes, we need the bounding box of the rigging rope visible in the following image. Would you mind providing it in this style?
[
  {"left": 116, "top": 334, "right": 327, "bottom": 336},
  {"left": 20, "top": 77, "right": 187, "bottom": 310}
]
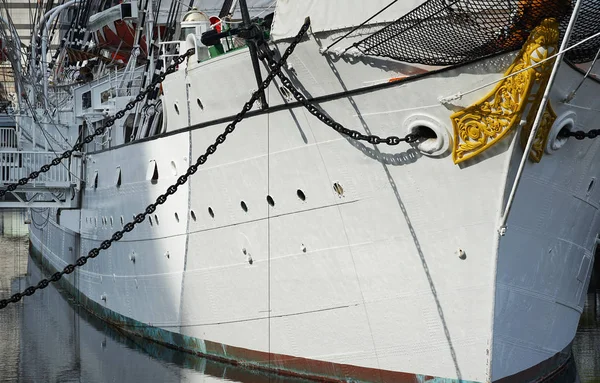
[{"left": 0, "top": 18, "right": 312, "bottom": 310}]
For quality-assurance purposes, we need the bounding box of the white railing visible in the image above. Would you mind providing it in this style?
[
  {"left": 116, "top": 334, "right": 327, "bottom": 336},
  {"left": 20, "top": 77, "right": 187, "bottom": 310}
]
[
  {"left": 0, "top": 151, "right": 71, "bottom": 186},
  {"left": 0, "top": 128, "right": 17, "bottom": 150}
]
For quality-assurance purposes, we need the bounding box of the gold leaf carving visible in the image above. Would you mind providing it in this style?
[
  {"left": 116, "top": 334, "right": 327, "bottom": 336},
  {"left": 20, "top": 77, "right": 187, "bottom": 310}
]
[
  {"left": 451, "top": 18, "right": 560, "bottom": 164},
  {"left": 520, "top": 102, "right": 557, "bottom": 163}
]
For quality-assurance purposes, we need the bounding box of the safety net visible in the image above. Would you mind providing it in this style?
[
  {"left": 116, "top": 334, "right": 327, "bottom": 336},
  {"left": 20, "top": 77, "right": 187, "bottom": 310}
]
[{"left": 354, "top": 0, "right": 600, "bottom": 65}]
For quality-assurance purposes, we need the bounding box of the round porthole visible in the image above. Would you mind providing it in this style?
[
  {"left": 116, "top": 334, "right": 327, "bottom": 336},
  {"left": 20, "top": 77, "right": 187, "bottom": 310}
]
[
  {"left": 241, "top": 201, "right": 248, "bottom": 212},
  {"left": 197, "top": 98, "right": 204, "bottom": 110},
  {"left": 208, "top": 207, "right": 214, "bottom": 218},
  {"left": 190, "top": 210, "right": 197, "bottom": 221},
  {"left": 404, "top": 115, "right": 452, "bottom": 157},
  {"left": 174, "top": 103, "right": 180, "bottom": 115},
  {"left": 545, "top": 111, "right": 576, "bottom": 155},
  {"left": 266, "top": 195, "right": 275, "bottom": 207},
  {"left": 174, "top": 212, "right": 180, "bottom": 222}
]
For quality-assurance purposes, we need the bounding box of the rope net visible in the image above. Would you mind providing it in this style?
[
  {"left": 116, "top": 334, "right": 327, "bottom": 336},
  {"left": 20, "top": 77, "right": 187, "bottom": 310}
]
[{"left": 354, "top": 0, "right": 600, "bottom": 65}]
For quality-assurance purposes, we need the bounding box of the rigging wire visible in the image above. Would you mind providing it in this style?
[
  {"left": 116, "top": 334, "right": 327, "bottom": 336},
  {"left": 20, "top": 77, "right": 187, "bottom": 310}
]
[
  {"left": 322, "top": 0, "right": 399, "bottom": 54},
  {"left": 564, "top": 46, "right": 600, "bottom": 102},
  {"left": 440, "top": 29, "right": 600, "bottom": 103}
]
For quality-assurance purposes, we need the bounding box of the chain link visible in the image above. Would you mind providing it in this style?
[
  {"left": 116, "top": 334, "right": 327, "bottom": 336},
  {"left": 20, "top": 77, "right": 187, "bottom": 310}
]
[
  {"left": 0, "top": 49, "right": 196, "bottom": 199},
  {"left": 558, "top": 128, "right": 600, "bottom": 140},
  {"left": 0, "top": 18, "right": 311, "bottom": 310},
  {"left": 260, "top": 46, "right": 419, "bottom": 145}
]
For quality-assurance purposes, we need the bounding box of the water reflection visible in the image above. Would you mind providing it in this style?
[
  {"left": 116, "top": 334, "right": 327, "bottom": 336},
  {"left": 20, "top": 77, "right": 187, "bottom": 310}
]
[
  {"left": 0, "top": 218, "right": 310, "bottom": 383},
  {"left": 17, "top": 259, "right": 312, "bottom": 383},
  {"left": 574, "top": 292, "right": 600, "bottom": 383}
]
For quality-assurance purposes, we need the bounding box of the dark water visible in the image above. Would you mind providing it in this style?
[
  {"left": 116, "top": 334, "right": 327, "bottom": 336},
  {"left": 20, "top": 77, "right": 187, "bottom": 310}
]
[{"left": 0, "top": 210, "right": 598, "bottom": 383}]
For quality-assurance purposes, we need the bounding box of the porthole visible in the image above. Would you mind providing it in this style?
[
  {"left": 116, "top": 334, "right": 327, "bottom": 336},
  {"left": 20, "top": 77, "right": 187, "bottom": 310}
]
[
  {"left": 190, "top": 210, "right": 197, "bottom": 221},
  {"left": 149, "top": 216, "right": 153, "bottom": 226},
  {"left": 174, "top": 103, "right": 180, "bottom": 115},
  {"left": 587, "top": 178, "right": 596, "bottom": 196},
  {"left": 266, "top": 195, "right": 275, "bottom": 207},
  {"left": 93, "top": 171, "right": 98, "bottom": 189},
  {"left": 241, "top": 201, "right": 248, "bottom": 212},
  {"left": 333, "top": 182, "right": 344, "bottom": 197},
  {"left": 197, "top": 98, "right": 204, "bottom": 110},
  {"left": 110, "top": 217, "right": 113, "bottom": 227},
  {"left": 115, "top": 167, "right": 122, "bottom": 187},
  {"left": 155, "top": 214, "right": 159, "bottom": 225},
  {"left": 170, "top": 161, "right": 177, "bottom": 176},
  {"left": 174, "top": 212, "right": 180, "bottom": 222},
  {"left": 120, "top": 216, "right": 124, "bottom": 227},
  {"left": 208, "top": 207, "right": 214, "bottom": 218},
  {"left": 297, "top": 189, "right": 306, "bottom": 201},
  {"left": 147, "top": 160, "right": 159, "bottom": 184}
]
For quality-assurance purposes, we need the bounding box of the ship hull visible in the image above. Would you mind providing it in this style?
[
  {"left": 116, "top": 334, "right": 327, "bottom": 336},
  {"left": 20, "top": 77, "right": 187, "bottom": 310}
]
[
  {"left": 26, "top": 40, "right": 600, "bottom": 383},
  {"left": 25, "top": 239, "right": 578, "bottom": 383}
]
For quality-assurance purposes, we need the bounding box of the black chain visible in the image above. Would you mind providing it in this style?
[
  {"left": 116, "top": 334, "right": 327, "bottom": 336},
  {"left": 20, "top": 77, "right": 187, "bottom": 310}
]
[
  {"left": 260, "top": 46, "right": 419, "bottom": 145},
  {"left": 0, "top": 48, "right": 196, "bottom": 199},
  {"left": 0, "top": 18, "right": 311, "bottom": 310},
  {"left": 558, "top": 128, "right": 600, "bottom": 140}
]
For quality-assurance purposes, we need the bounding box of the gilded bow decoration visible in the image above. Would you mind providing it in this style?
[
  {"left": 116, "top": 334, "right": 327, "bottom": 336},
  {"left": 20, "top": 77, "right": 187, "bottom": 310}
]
[{"left": 451, "top": 18, "right": 560, "bottom": 164}]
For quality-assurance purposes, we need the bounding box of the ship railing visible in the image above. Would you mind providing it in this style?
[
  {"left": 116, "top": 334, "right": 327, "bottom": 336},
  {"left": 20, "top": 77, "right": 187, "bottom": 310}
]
[
  {"left": 0, "top": 128, "right": 17, "bottom": 150},
  {"left": 159, "top": 41, "right": 185, "bottom": 71},
  {"left": 0, "top": 151, "right": 75, "bottom": 187}
]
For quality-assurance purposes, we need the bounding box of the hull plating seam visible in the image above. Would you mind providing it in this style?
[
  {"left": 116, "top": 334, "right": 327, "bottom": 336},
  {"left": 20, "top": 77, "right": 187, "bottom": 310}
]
[
  {"left": 29, "top": 239, "right": 478, "bottom": 383},
  {"left": 29, "top": 239, "right": 574, "bottom": 383}
]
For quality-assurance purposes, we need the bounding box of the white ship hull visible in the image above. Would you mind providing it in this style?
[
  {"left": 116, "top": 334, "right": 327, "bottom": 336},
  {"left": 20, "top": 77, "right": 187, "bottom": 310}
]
[{"left": 25, "top": 28, "right": 600, "bottom": 382}]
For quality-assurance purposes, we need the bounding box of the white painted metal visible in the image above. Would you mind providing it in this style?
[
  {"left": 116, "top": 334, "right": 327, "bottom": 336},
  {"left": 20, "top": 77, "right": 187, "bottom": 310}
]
[
  {"left": 39, "top": 0, "right": 83, "bottom": 111},
  {"left": 0, "top": 128, "right": 17, "bottom": 150},
  {"left": 0, "top": 150, "right": 81, "bottom": 208},
  {"left": 271, "top": 0, "right": 424, "bottom": 40},
  {"left": 14, "top": 2, "right": 600, "bottom": 383}
]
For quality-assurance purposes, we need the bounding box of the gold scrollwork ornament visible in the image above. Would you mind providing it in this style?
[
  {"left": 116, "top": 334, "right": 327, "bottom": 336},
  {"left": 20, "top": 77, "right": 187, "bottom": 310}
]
[{"left": 450, "top": 18, "right": 560, "bottom": 164}]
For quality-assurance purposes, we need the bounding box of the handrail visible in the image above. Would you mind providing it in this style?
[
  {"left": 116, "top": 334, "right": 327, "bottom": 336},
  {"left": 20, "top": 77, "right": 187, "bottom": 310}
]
[
  {"left": 0, "top": 128, "right": 17, "bottom": 150},
  {"left": 0, "top": 151, "right": 73, "bottom": 185}
]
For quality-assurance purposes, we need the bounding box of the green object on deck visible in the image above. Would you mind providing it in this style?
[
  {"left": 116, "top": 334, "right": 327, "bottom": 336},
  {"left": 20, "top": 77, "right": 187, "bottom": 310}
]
[{"left": 209, "top": 43, "right": 225, "bottom": 58}]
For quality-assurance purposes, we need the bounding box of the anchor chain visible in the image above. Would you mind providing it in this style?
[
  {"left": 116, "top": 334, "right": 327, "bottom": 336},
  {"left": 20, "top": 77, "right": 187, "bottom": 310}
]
[
  {"left": 558, "top": 128, "right": 600, "bottom": 140},
  {"left": 0, "top": 48, "right": 196, "bottom": 199},
  {"left": 259, "top": 45, "right": 419, "bottom": 145},
  {"left": 0, "top": 18, "right": 311, "bottom": 310}
]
